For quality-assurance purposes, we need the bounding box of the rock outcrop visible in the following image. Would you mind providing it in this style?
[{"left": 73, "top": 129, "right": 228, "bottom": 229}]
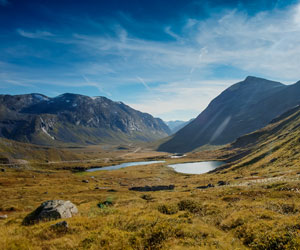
[{"left": 23, "top": 200, "right": 78, "bottom": 225}]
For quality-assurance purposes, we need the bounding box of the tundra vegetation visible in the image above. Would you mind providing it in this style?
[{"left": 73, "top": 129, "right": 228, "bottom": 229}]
[
  {"left": 1, "top": 142, "right": 300, "bottom": 249},
  {"left": 1, "top": 103, "right": 300, "bottom": 249}
]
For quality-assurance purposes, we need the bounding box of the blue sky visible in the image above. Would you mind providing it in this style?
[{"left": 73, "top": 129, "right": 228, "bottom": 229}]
[{"left": 1, "top": 0, "right": 300, "bottom": 121}]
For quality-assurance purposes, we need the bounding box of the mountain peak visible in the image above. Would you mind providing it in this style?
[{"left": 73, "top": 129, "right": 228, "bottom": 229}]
[
  {"left": 245, "top": 76, "right": 265, "bottom": 81},
  {"left": 243, "top": 76, "right": 283, "bottom": 85}
]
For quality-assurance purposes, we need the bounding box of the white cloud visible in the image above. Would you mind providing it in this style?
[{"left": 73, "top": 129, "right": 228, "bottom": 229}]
[
  {"left": 81, "top": 75, "right": 112, "bottom": 96},
  {"left": 136, "top": 76, "right": 150, "bottom": 90},
  {"left": 128, "top": 79, "right": 240, "bottom": 120},
  {"left": 71, "top": 3, "right": 300, "bottom": 81},
  {"left": 17, "top": 29, "right": 55, "bottom": 39},
  {"left": 6, "top": 3, "right": 300, "bottom": 120},
  {"left": 294, "top": 3, "right": 300, "bottom": 26}
]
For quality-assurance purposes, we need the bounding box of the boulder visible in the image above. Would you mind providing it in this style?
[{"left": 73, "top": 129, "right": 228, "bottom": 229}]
[
  {"left": 0, "top": 215, "right": 8, "bottom": 219},
  {"left": 22, "top": 200, "right": 78, "bottom": 225},
  {"left": 82, "top": 180, "right": 89, "bottom": 183}
]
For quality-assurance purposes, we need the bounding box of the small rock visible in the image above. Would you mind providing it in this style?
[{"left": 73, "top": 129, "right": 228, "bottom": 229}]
[
  {"left": 196, "top": 184, "right": 214, "bottom": 189},
  {"left": 50, "top": 220, "right": 68, "bottom": 231},
  {"left": 82, "top": 180, "right": 89, "bottom": 183},
  {"left": 1, "top": 169, "right": 5, "bottom": 172},
  {"left": 22, "top": 200, "right": 78, "bottom": 225},
  {"left": 107, "top": 189, "right": 117, "bottom": 192},
  {"left": 94, "top": 186, "right": 100, "bottom": 190},
  {"left": 0, "top": 215, "right": 8, "bottom": 219},
  {"left": 217, "top": 181, "right": 228, "bottom": 186},
  {"left": 234, "top": 176, "right": 242, "bottom": 179}
]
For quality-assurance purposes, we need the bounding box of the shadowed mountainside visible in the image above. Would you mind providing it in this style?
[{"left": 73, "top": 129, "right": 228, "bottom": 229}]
[{"left": 159, "top": 76, "right": 300, "bottom": 153}]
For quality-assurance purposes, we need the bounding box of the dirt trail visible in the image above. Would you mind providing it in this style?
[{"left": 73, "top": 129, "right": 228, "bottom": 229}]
[{"left": 120, "top": 147, "right": 141, "bottom": 157}]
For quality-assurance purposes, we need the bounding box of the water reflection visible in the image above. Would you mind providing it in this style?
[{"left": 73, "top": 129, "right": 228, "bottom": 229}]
[
  {"left": 86, "top": 160, "right": 165, "bottom": 172},
  {"left": 168, "top": 161, "right": 224, "bottom": 174}
]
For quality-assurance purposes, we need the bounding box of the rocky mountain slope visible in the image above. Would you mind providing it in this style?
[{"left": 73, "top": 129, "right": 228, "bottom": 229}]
[
  {"left": 159, "top": 76, "right": 300, "bottom": 153},
  {"left": 0, "top": 93, "right": 170, "bottom": 145}
]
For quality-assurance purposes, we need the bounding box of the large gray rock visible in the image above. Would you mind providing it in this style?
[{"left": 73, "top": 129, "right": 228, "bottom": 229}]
[{"left": 22, "top": 200, "right": 78, "bottom": 225}]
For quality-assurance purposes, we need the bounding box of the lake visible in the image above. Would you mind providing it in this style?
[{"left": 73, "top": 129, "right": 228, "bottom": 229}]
[
  {"left": 86, "top": 160, "right": 165, "bottom": 172},
  {"left": 168, "top": 161, "right": 224, "bottom": 174}
]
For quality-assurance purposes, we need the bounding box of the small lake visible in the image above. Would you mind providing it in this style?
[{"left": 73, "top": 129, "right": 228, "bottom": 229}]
[
  {"left": 86, "top": 160, "right": 165, "bottom": 172},
  {"left": 168, "top": 161, "right": 224, "bottom": 174}
]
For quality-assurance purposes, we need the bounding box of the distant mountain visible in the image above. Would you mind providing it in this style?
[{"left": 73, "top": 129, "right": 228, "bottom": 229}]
[
  {"left": 165, "top": 119, "right": 194, "bottom": 134},
  {"left": 159, "top": 76, "right": 300, "bottom": 153},
  {"left": 0, "top": 93, "right": 171, "bottom": 145}
]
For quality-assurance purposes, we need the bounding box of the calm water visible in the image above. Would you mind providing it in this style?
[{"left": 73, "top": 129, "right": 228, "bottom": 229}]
[
  {"left": 168, "top": 161, "right": 224, "bottom": 174},
  {"left": 86, "top": 160, "right": 165, "bottom": 172}
]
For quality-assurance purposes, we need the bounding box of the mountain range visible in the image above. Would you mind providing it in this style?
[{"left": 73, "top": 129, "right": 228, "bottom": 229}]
[
  {"left": 158, "top": 76, "right": 300, "bottom": 153},
  {"left": 0, "top": 93, "right": 170, "bottom": 146},
  {"left": 164, "top": 119, "right": 194, "bottom": 134}
]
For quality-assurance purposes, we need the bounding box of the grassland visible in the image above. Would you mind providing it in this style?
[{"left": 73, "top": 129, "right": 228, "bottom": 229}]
[
  {"left": 2, "top": 106, "right": 300, "bottom": 249},
  {"left": 1, "top": 142, "right": 300, "bottom": 250}
]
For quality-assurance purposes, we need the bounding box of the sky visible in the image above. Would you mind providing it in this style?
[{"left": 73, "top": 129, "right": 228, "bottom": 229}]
[{"left": 1, "top": 0, "right": 300, "bottom": 121}]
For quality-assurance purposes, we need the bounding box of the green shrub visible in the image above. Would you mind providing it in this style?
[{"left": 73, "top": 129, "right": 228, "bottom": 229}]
[
  {"left": 157, "top": 204, "right": 178, "bottom": 215},
  {"left": 177, "top": 200, "right": 201, "bottom": 214}
]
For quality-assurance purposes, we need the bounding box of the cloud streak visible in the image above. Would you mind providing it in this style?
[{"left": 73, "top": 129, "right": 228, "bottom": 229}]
[
  {"left": 17, "top": 29, "right": 55, "bottom": 39},
  {"left": 67, "top": 3, "right": 300, "bottom": 81}
]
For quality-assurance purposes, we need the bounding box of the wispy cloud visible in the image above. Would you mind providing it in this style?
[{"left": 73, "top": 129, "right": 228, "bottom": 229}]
[
  {"left": 81, "top": 75, "right": 112, "bottom": 96},
  {"left": 136, "top": 76, "right": 150, "bottom": 90},
  {"left": 69, "top": 3, "right": 300, "bottom": 81},
  {"left": 17, "top": 29, "right": 55, "bottom": 39},
  {"left": 128, "top": 79, "right": 240, "bottom": 120},
  {"left": 3, "top": 2, "right": 300, "bottom": 120}
]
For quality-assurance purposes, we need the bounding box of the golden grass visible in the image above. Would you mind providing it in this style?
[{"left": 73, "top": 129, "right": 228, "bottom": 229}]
[{"left": 1, "top": 151, "right": 300, "bottom": 249}]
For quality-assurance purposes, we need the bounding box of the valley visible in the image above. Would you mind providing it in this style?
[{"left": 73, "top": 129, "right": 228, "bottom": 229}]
[
  {"left": 1, "top": 77, "right": 300, "bottom": 249},
  {"left": 2, "top": 0, "right": 300, "bottom": 248},
  {"left": 1, "top": 140, "right": 300, "bottom": 249}
]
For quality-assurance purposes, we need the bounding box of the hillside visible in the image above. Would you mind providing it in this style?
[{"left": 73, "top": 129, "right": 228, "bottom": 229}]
[
  {"left": 221, "top": 104, "right": 300, "bottom": 173},
  {"left": 159, "top": 76, "right": 300, "bottom": 153},
  {"left": 0, "top": 93, "right": 170, "bottom": 146}
]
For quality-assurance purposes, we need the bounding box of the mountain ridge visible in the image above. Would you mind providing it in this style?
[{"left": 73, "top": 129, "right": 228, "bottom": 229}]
[
  {"left": 0, "top": 93, "right": 171, "bottom": 146},
  {"left": 158, "top": 76, "right": 300, "bottom": 153}
]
